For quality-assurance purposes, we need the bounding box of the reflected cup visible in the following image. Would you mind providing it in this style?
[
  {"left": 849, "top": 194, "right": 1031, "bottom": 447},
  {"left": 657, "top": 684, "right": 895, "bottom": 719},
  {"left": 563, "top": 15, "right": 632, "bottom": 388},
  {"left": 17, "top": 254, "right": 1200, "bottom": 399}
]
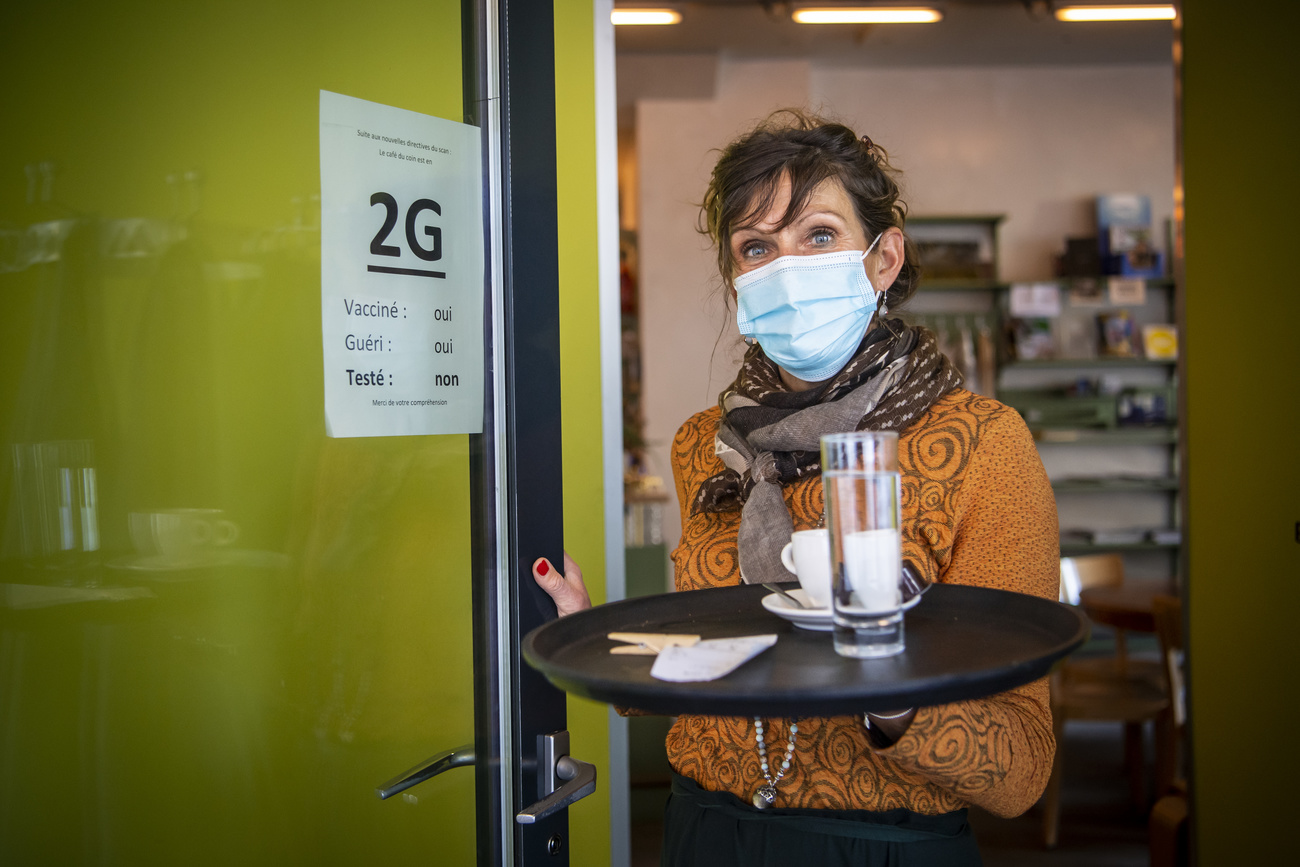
[{"left": 130, "top": 508, "right": 239, "bottom": 564}]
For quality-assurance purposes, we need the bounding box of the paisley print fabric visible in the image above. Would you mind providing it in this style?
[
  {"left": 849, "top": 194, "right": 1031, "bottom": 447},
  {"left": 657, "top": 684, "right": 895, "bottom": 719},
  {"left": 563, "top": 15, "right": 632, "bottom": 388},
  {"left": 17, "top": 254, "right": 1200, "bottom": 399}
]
[{"left": 667, "top": 387, "right": 1060, "bottom": 819}]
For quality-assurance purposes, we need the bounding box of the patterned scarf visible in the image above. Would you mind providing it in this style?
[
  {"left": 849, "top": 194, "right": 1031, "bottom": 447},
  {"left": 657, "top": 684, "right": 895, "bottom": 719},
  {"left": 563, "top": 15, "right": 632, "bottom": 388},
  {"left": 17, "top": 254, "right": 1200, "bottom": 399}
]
[{"left": 692, "top": 319, "right": 963, "bottom": 586}]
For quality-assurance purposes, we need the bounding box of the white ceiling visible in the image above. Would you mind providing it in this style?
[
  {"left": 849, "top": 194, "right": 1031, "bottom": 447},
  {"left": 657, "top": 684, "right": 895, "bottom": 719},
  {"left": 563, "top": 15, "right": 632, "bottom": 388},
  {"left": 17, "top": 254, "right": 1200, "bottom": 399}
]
[{"left": 614, "top": 1, "right": 1175, "bottom": 66}]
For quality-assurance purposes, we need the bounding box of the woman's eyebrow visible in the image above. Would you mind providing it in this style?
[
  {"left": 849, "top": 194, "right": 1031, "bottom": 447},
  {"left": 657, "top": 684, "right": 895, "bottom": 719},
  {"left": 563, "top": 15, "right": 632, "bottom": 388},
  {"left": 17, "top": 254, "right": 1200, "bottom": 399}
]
[
  {"left": 794, "top": 207, "right": 848, "bottom": 222},
  {"left": 733, "top": 206, "right": 848, "bottom": 240}
]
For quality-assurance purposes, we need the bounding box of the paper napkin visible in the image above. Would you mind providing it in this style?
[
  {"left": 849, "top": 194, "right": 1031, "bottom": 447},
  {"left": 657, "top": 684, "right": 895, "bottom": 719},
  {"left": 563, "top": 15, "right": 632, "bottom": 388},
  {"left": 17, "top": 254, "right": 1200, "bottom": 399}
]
[{"left": 650, "top": 634, "right": 778, "bottom": 682}]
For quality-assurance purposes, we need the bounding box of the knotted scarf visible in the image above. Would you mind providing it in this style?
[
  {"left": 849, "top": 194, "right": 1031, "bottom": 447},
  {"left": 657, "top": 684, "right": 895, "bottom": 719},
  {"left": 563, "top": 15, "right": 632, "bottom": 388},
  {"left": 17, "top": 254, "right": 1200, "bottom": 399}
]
[{"left": 691, "top": 320, "right": 963, "bottom": 586}]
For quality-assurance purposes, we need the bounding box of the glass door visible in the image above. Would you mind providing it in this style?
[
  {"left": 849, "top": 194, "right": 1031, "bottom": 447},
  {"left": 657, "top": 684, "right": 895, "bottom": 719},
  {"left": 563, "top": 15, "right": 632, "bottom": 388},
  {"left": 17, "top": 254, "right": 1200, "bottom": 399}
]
[{"left": 0, "top": 2, "right": 584, "bottom": 863}]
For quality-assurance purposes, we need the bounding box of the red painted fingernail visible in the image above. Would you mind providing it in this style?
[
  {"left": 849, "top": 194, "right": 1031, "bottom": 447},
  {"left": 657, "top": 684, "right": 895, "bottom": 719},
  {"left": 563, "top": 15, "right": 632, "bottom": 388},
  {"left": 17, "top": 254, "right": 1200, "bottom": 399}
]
[{"left": 537, "top": 560, "right": 550, "bottom": 576}]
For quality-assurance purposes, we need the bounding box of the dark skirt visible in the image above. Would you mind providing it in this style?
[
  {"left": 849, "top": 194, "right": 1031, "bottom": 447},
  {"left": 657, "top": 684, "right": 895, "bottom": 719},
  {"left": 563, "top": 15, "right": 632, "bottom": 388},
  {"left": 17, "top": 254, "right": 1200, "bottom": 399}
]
[{"left": 661, "top": 773, "right": 981, "bottom": 867}]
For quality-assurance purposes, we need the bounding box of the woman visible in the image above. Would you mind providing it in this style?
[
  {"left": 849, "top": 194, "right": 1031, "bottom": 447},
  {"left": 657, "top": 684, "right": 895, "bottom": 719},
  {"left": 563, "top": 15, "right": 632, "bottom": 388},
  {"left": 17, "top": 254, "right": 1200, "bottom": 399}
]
[{"left": 535, "top": 111, "right": 1058, "bottom": 865}]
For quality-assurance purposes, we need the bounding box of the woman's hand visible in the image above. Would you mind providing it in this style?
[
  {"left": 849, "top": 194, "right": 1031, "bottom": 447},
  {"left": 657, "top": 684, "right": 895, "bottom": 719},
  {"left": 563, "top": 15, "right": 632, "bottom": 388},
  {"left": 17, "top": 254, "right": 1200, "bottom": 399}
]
[{"left": 532, "top": 552, "right": 592, "bottom": 617}]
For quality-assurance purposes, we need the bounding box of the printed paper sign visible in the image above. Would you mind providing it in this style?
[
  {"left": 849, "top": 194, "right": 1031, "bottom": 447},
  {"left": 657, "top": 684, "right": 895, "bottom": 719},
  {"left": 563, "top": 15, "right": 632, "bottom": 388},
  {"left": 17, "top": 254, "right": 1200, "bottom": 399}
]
[
  {"left": 320, "top": 90, "right": 484, "bottom": 437},
  {"left": 1008, "top": 282, "right": 1063, "bottom": 318},
  {"left": 1107, "top": 277, "right": 1147, "bottom": 306}
]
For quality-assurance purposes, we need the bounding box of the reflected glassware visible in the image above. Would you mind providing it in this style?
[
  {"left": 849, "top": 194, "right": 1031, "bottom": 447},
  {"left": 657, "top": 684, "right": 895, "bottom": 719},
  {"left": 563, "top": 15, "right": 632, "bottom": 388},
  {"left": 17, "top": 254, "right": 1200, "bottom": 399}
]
[{"left": 9, "top": 439, "right": 99, "bottom": 565}]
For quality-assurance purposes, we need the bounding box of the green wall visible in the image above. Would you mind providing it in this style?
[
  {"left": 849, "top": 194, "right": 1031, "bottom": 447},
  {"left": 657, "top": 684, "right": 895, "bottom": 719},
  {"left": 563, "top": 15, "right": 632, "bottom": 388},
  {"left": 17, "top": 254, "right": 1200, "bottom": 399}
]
[
  {"left": 1183, "top": 1, "right": 1300, "bottom": 862},
  {"left": 554, "top": 2, "right": 613, "bottom": 865}
]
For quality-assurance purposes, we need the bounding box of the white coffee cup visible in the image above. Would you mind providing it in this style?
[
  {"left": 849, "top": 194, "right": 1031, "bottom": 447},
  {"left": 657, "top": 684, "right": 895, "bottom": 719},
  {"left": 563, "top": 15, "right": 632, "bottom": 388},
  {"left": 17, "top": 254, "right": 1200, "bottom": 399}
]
[{"left": 779, "top": 528, "right": 832, "bottom": 608}]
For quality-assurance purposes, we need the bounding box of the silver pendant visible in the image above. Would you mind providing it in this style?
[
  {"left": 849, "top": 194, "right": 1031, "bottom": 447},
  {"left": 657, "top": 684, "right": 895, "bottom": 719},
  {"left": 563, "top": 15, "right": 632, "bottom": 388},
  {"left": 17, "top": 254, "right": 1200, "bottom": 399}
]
[{"left": 752, "top": 784, "right": 776, "bottom": 809}]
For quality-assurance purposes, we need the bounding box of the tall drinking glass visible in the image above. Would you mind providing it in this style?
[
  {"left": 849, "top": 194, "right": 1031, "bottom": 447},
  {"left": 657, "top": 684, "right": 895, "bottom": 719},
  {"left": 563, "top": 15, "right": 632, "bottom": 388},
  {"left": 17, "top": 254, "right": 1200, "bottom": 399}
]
[{"left": 821, "top": 431, "right": 904, "bottom": 658}]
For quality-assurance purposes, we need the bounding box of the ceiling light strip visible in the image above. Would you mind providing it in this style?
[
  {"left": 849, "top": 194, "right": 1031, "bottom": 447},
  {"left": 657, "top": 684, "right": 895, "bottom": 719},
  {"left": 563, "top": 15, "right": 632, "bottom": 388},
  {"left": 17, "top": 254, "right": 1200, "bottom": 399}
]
[
  {"left": 1055, "top": 5, "right": 1177, "bottom": 22},
  {"left": 611, "top": 9, "right": 682, "bottom": 26},
  {"left": 792, "top": 8, "right": 944, "bottom": 25}
]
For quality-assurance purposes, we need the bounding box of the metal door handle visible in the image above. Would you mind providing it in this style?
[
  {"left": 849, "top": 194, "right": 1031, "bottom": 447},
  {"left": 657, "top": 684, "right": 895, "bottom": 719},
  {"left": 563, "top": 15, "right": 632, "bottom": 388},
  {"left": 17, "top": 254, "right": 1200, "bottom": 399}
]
[
  {"left": 376, "top": 743, "right": 475, "bottom": 800},
  {"left": 516, "top": 755, "right": 597, "bottom": 824},
  {"left": 516, "top": 730, "right": 597, "bottom": 824}
]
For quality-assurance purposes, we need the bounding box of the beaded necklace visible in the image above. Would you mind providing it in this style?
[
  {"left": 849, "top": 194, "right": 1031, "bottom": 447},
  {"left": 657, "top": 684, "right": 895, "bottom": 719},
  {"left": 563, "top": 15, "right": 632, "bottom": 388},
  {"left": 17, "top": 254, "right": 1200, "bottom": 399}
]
[{"left": 751, "top": 717, "right": 798, "bottom": 809}]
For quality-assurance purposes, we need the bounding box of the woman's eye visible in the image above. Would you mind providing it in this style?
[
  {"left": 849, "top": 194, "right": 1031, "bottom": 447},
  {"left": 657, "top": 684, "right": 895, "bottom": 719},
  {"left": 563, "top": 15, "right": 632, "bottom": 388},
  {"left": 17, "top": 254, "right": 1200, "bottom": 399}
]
[
  {"left": 811, "top": 230, "right": 834, "bottom": 246},
  {"left": 740, "top": 242, "right": 766, "bottom": 259}
]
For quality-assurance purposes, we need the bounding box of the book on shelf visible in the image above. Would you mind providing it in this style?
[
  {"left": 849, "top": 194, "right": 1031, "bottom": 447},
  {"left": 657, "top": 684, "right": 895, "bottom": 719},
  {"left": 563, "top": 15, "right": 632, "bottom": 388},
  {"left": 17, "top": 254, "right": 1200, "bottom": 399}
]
[
  {"left": 1107, "top": 276, "right": 1147, "bottom": 305},
  {"left": 1142, "top": 324, "right": 1178, "bottom": 360},
  {"left": 623, "top": 498, "right": 665, "bottom": 547},
  {"left": 1089, "top": 528, "right": 1148, "bottom": 545},
  {"left": 1096, "top": 194, "right": 1164, "bottom": 277},
  {"left": 1009, "top": 317, "right": 1056, "bottom": 360},
  {"left": 1097, "top": 309, "right": 1138, "bottom": 357},
  {"left": 1066, "top": 276, "right": 1106, "bottom": 306},
  {"left": 1009, "top": 282, "right": 1063, "bottom": 317}
]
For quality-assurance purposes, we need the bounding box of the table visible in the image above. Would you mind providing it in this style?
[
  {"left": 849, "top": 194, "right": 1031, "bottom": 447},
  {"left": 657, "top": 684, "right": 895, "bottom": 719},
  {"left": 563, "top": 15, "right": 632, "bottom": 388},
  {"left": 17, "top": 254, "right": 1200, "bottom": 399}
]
[
  {"left": 523, "top": 582, "right": 1088, "bottom": 717},
  {"left": 1078, "top": 580, "right": 1177, "bottom": 634}
]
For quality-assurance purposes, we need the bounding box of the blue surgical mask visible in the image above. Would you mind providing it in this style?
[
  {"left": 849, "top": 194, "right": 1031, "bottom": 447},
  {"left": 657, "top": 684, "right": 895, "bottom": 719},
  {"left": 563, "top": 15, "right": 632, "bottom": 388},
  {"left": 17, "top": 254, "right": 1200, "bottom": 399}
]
[{"left": 734, "top": 234, "right": 882, "bottom": 383}]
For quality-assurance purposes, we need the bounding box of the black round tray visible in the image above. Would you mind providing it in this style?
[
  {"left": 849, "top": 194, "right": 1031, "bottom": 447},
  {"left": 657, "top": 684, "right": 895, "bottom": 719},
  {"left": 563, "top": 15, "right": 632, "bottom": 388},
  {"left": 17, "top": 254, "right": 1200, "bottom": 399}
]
[{"left": 522, "top": 582, "right": 1088, "bottom": 717}]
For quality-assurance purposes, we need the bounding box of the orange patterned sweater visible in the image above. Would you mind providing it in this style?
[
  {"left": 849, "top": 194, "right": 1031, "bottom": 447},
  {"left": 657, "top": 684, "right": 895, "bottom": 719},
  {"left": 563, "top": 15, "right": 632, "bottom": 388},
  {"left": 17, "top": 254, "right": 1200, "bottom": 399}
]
[{"left": 666, "top": 387, "right": 1059, "bottom": 818}]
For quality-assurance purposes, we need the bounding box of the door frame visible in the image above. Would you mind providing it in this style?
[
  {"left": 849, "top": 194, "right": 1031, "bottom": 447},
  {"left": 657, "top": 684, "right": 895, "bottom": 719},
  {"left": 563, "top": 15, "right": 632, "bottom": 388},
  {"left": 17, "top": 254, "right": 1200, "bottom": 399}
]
[
  {"left": 590, "top": 0, "right": 630, "bottom": 862},
  {"left": 464, "top": 1, "right": 573, "bottom": 864}
]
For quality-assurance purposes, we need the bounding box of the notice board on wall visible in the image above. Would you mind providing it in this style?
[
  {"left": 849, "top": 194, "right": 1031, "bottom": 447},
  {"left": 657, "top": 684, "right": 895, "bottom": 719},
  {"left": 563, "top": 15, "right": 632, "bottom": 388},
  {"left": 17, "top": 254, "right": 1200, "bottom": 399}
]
[{"left": 319, "top": 90, "right": 484, "bottom": 437}]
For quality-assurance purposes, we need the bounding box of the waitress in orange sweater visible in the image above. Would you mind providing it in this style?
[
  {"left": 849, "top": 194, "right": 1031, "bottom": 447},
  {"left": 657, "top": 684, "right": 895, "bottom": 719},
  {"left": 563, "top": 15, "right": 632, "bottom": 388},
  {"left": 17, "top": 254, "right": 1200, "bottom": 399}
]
[{"left": 535, "top": 110, "right": 1059, "bottom": 866}]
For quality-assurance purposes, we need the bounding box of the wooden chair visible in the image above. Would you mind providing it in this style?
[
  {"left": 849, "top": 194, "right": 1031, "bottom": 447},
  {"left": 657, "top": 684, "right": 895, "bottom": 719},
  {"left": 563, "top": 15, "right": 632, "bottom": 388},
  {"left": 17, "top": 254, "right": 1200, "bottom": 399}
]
[
  {"left": 1041, "top": 554, "right": 1170, "bottom": 848},
  {"left": 1151, "top": 595, "right": 1186, "bottom": 789},
  {"left": 1149, "top": 594, "right": 1189, "bottom": 867},
  {"left": 1149, "top": 784, "right": 1189, "bottom": 867}
]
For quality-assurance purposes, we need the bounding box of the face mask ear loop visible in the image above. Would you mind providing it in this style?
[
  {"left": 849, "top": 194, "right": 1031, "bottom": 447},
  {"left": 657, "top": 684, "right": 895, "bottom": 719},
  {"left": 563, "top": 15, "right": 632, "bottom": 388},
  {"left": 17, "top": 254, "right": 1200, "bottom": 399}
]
[{"left": 862, "top": 233, "right": 887, "bottom": 315}]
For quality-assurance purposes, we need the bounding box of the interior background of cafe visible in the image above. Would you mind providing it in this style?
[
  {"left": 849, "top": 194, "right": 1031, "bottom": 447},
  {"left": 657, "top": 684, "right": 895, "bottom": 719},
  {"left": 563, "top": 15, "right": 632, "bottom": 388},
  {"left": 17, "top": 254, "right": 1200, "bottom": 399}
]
[
  {"left": 611, "top": 1, "right": 1295, "bottom": 865},
  {"left": 1, "top": 1, "right": 1295, "bottom": 865},
  {"left": 620, "top": 4, "right": 1175, "bottom": 579}
]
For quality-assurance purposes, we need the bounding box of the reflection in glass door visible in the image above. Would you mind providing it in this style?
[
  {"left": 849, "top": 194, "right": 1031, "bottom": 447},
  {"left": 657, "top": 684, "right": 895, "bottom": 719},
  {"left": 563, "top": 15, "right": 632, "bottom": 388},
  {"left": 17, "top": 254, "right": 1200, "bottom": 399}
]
[{"left": 0, "top": 2, "right": 486, "bottom": 862}]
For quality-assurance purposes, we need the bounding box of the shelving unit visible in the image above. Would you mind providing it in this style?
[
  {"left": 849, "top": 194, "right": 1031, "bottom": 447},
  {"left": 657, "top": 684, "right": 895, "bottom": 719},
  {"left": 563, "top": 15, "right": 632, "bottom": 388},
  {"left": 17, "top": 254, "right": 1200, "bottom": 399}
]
[
  {"left": 1060, "top": 540, "right": 1180, "bottom": 557},
  {"left": 1031, "top": 427, "right": 1177, "bottom": 445},
  {"left": 1003, "top": 277, "right": 1180, "bottom": 577},
  {"left": 1001, "top": 357, "right": 1176, "bottom": 371},
  {"left": 917, "top": 279, "right": 1005, "bottom": 293},
  {"left": 1051, "top": 477, "right": 1179, "bottom": 493},
  {"left": 910, "top": 250, "right": 1181, "bottom": 579}
]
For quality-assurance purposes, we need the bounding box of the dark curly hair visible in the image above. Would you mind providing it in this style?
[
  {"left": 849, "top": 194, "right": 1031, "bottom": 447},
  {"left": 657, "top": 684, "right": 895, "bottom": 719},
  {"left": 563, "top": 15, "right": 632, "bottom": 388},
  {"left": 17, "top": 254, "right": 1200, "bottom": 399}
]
[{"left": 700, "top": 109, "right": 920, "bottom": 312}]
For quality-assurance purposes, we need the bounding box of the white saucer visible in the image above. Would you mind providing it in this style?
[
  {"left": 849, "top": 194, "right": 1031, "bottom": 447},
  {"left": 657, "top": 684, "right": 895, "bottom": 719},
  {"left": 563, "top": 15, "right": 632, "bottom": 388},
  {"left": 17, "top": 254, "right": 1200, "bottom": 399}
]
[
  {"left": 761, "top": 587, "right": 923, "bottom": 631},
  {"left": 106, "top": 548, "right": 289, "bottom": 579},
  {"left": 761, "top": 589, "right": 834, "bottom": 630}
]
